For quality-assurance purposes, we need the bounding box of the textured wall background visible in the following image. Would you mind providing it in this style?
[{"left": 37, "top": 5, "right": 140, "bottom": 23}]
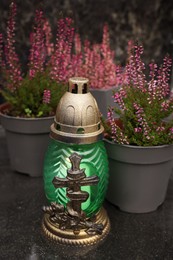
[{"left": 0, "top": 0, "right": 173, "bottom": 66}]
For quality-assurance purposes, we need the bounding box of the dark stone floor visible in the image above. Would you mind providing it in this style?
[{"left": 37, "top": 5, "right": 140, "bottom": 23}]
[{"left": 0, "top": 126, "right": 173, "bottom": 260}]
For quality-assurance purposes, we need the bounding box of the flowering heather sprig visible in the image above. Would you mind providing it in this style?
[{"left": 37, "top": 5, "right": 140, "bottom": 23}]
[
  {"left": 126, "top": 44, "right": 146, "bottom": 92},
  {"left": 107, "top": 108, "right": 129, "bottom": 144},
  {"left": 97, "top": 24, "right": 117, "bottom": 88},
  {"left": 113, "top": 87, "right": 126, "bottom": 110},
  {"left": 43, "top": 89, "right": 51, "bottom": 104},
  {"left": 0, "top": 34, "right": 5, "bottom": 70},
  {"left": 28, "top": 10, "right": 46, "bottom": 78},
  {"left": 83, "top": 40, "right": 94, "bottom": 77},
  {"left": 74, "top": 24, "right": 118, "bottom": 89},
  {"left": 168, "top": 127, "right": 173, "bottom": 142},
  {"left": 70, "top": 33, "right": 83, "bottom": 75},
  {"left": 161, "top": 100, "right": 171, "bottom": 111},
  {"left": 107, "top": 43, "right": 173, "bottom": 146},
  {"left": 74, "top": 33, "right": 82, "bottom": 54},
  {"left": 147, "top": 62, "right": 158, "bottom": 103},
  {"left": 115, "top": 65, "right": 128, "bottom": 85},
  {"left": 134, "top": 127, "right": 142, "bottom": 133},
  {"left": 102, "top": 24, "right": 110, "bottom": 54},
  {"left": 156, "top": 55, "right": 172, "bottom": 99},
  {"left": 169, "top": 127, "right": 173, "bottom": 137},
  {"left": 50, "top": 17, "right": 75, "bottom": 82},
  {"left": 147, "top": 56, "right": 172, "bottom": 102},
  {"left": 156, "top": 126, "right": 165, "bottom": 132},
  {"left": 133, "top": 102, "right": 151, "bottom": 140},
  {"left": 3, "top": 1, "right": 22, "bottom": 90},
  {"left": 43, "top": 19, "right": 54, "bottom": 56},
  {"left": 127, "top": 40, "right": 134, "bottom": 58},
  {"left": 0, "top": 3, "right": 70, "bottom": 118}
]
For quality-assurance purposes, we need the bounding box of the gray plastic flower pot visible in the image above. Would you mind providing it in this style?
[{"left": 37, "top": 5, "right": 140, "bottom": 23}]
[
  {"left": 104, "top": 139, "right": 173, "bottom": 213},
  {"left": 0, "top": 111, "right": 53, "bottom": 177},
  {"left": 90, "top": 87, "right": 119, "bottom": 119}
]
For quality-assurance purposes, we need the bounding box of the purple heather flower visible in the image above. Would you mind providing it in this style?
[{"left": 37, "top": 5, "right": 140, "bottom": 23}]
[
  {"left": 156, "top": 55, "right": 172, "bottom": 99},
  {"left": 50, "top": 17, "right": 75, "bottom": 83},
  {"left": 125, "top": 44, "right": 147, "bottom": 92},
  {"left": 43, "top": 19, "right": 54, "bottom": 56},
  {"left": 169, "top": 127, "right": 173, "bottom": 134},
  {"left": 43, "top": 89, "right": 51, "bottom": 104},
  {"left": 107, "top": 108, "right": 129, "bottom": 144},
  {"left": 161, "top": 101, "right": 170, "bottom": 111},
  {"left": 156, "top": 126, "right": 165, "bottom": 132},
  {"left": 133, "top": 102, "right": 151, "bottom": 140},
  {"left": 28, "top": 10, "right": 46, "bottom": 78},
  {"left": 3, "top": 2, "right": 22, "bottom": 89},
  {"left": 134, "top": 127, "right": 142, "bottom": 133},
  {"left": 113, "top": 87, "right": 126, "bottom": 110}
]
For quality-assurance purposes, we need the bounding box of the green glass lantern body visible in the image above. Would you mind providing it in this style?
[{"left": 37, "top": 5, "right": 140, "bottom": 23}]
[{"left": 44, "top": 139, "right": 109, "bottom": 217}]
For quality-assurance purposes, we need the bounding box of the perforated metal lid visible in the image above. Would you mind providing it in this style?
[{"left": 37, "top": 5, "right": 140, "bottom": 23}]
[{"left": 50, "top": 77, "right": 104, "bottom": 144}]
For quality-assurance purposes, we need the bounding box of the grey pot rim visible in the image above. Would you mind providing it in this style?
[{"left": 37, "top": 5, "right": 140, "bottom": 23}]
[
  {"left": 0, "top": 112, "right": 54, "bottom": 122},
  {"left": 90, "top": 86, "right": 118, "bottom": 92},
  {"left": 0, "top": 112, "right": 54, "bottom": 134},
  {"left": 104, "top": 138, "right": 173, "bottom": 150}
]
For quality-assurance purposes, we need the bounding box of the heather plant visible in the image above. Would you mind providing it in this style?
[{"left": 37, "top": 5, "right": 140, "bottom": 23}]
[
  {"left": 106, "top": 43, "right": 173, "bottom": 146},
  {"left": 0, "top": 3, "right": 123, "bottom": 117},
  {"left": 0, "top": 2, "right": 75, "bottom": 117},
  {"left": 72, "top": 24, "right": 122, "bottom": 89}
]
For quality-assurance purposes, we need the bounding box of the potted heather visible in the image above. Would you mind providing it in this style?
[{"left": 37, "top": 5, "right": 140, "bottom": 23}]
[
  {"left": 0, "top": 3, "right": 74, "bottom": 176},
  {"left": 72, "top": 25, "right": 122, "bottom": 118},
  {"left": 104, "top": 43, "right": 173, "bottom": 213}
]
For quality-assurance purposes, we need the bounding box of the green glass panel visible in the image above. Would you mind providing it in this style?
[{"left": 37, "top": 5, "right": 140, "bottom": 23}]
[{"left": 43, "top": 139, "right": 109, "bottom": 217}]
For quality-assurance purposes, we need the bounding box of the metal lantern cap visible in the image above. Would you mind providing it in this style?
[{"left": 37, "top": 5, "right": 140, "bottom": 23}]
[{"left": 50, "top": 77, "right": 104, "bottom": 144}]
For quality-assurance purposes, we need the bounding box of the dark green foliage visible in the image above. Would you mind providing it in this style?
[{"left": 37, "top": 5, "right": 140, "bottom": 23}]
[
  {"left": 121, "top": 87, "right": 173, "bottom": 145},
  {"left": 1, "top": 71, "right": 67, "bottom": 117}
]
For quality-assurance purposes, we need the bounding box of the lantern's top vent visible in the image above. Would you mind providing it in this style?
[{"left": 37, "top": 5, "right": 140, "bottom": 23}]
[
  {"left": 68, "top": 77, "right": 89, "bottom": 94},
  {"left": 50, "top": 77, "right": 104, "bottom": 144}
]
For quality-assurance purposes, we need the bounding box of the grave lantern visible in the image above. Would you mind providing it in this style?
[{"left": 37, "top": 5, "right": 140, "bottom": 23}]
[{"left": 42, "top": 77, "right": 110, "bottom": 245}]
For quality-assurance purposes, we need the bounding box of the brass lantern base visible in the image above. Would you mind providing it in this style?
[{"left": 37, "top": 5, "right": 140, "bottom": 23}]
[{"left": 42, "top": 207, "right": 110, "bottom": 246}]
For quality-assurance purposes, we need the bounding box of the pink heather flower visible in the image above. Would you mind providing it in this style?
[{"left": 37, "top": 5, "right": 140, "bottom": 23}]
[
  {"left": 113, "top": 87, "right": 127, "bottom": 110},
  {"left": 133, "top": 102, "right": 151, "bottom": 139},
  {"left": 156, "top": 126, "right": 165, "bottom": 132},
  {"left": 102, "top": 24, "right": 110, "bottom": 52},
  {"left": 29, "top": 69, "right": 35, "bottom": 78},
  {"left": 28, "top": 10, "right": 46, "bottom": 78},
  {"left": 147, "top": 62, "right": 158, "bottom": 102},
  {"left": 50, "top": 17, "right": 75, "bottom": 83},
  {"left": 3, "top": 2, "right": 22, "bottom": 90},
  {"left": 127, "top": 40, "right": 134, "bottom": 57},
  {"left": 169, "top": 127, "right": 173, "bottom": 134},
  {"left": 161, "top": 101, "right": 170, "bottom": 111},
  {"left": 43, "top": 19, "right": 54, "bottom": 56},
  {"left": 0, "top": 34, "right": 5, "bottom": 70},
  {"left": 125, "top": 44, "right": 147, "bottom": 92},
  {"left": 43, "top": 89, "right": 51, "bottom": 104},
  {"left": 74, "top": 33, "right": 82, "bottom": 54},
  {"left": 107, "top": 108, "right": 129, "bottom": 144},
  {"left": 99, "top": 24, "right": 117, "bottom": 88},
  {"left": 115, "top": 65, "right": 127, "bottom": 85},
  {"left": 147, "top": 56, "right": 172, "bottom": 102},
  {"left": 134, "top": 127, "right": 142, "bottom": 133},
  {"left": 156, "top": 55, "right": 172, "bottom": 99},
  {"left": 74, "top": 24, "right": 118, "bottom": 89},
  {"left": 70, "top": 33, "right": 83, "bottom": 75},
  {"left": 108, "top": 43, "right": 173, "bottom": 145}
]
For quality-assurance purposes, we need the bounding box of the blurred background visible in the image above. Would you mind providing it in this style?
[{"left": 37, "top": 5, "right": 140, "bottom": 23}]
[{"left": 0, "top": 0, "right": 173, "bottom": 67}]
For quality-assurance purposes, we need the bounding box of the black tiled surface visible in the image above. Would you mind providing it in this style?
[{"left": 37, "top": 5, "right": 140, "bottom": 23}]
[{"left": 0, "top": 126, "right": 173, "bottom": 260}]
